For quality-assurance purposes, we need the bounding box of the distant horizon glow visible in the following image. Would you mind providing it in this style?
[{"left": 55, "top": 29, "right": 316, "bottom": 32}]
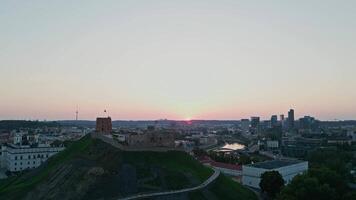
[{"left": 1, "top": 1, "right": 356, "bottom": 121}]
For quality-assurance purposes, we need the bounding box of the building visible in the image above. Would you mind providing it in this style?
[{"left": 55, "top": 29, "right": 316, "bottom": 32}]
[
  {"left": 280, "top": 114, "right": 286, "bottom": 129},
  {"left": 198, "top": 156, "right": 242, "bottom": 177},
  {"left": 113, "top": 133, "right": 127, "bottom": 142},
  {"left": 271, "top": 115, "right": 278, "bottom": 128},
  {"left": 210, "top": 161, "right": 242, "bottom": 177},
  {"left": 299, "top": 116, "right": 318, "bottom": 130},
  {"left": 175, "top": 140, "right": 195, "bottom": 150},
  {"left": 0, "top": 133, "right": 11, "bottom": 144},
  {"left": 96, "top": 117, "right": 112, "bottom": 134},
  {"left": 251, "top": 117, "right": 260, "bottom": 128},
  {"left": 1, "top": 144, "right": 65, "bottom": 172},
  {"left": 242, "top": 159, "right": 308, "bottom": 189},
  {"left": 240, "top": 119, "right": 250, "bottom": 133},
  {"left": 260, "top": 120, "right": 270, "bottom": 131},
  {"left": 280, "top": 114, "right": 285, "bottom": 122},
  {"left": 327, "top": 137, "right": 352, "bottom": 145},
  {"left": 347, "top": 129, "right": 356, "bottom": 141},
  {"left": 13, "top": 132, "right": 24, "bottom": 145},
  {"left": 288, "top": 109, "right": 295, "bottom": 129},
  {"left": 266, "top": 140, "right": 279, "bottom": 150},
  {"left": 127, "top": 131, "right": 175, "bottom": 148},
  {"left": 281, "top": 136, "right": 323, "bottom": 158}
]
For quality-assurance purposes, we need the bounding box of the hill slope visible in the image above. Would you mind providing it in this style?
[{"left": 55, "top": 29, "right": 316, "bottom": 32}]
[{"left": 0, "top": 136, "right": 256, "bottom": 200}]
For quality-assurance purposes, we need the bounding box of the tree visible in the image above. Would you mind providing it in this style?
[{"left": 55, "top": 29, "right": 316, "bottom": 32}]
[
  {"left": 259, "top": 171, "right": 285, "bottom": 199},
  {"left": 239, "top": 155, "right": 251, "bottom": 165},
  {"left": 308, "top": 167, "right": 348, "bottom": 195},
  {"left": 192, "top": 148, "right": 207, "bottom": 157},
  {"left": 307, "top": 148, "right": 352, "bottom": 179},
  {"left": 278, "top": 174, "right": 337, "bottom": 200},
  {"left": 341, "top": 191, "right": 356, "bottom": 200}
]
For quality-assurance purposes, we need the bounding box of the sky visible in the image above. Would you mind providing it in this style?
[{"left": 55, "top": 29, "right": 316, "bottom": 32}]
[{"left": 1, "top": 0, "right": 356, "bottom": 121}]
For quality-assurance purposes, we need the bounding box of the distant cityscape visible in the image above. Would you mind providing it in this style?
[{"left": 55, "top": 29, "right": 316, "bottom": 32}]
[
  {"left": 1, "top": 108, "right": 356, "bottom": 199},
  {"left": 2, "top": 1, "right": 355, "bottom": 199}
]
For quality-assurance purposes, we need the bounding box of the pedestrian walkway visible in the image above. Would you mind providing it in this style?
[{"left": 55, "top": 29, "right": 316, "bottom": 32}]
[{"left": 118, "top": 169, "right": 220, "bottom": 200}]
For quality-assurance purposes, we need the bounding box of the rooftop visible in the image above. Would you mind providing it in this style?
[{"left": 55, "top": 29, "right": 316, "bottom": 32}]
[
  {"left": 5, "top": 143, "right": 63, "bottom": 149},
  {"left": 211, "top": 161, "right": 242, "bottom": 171},
  {"left": 197, "top": 156, "right": 242, "bottom": 171},
  {"left": 247, "top": 159, "right": 305, "bottom": 169}
]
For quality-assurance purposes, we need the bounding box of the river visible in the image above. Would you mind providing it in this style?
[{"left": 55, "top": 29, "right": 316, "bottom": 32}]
[{"left": 215, "top": 142, "right": 245, "bottom": 152}]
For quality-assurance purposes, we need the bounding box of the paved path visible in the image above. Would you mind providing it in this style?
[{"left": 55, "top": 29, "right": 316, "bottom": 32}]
[{"left": 118, "top": 169, "right": 220, "bottom": 200}]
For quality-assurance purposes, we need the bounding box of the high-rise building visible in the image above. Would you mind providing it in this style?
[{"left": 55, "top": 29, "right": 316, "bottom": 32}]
[
  {"left": 251, "top": 117, "right": 260, "bottom": 128},
  {"left": 280, "top": 114, "right": 285, "bottom": 121},
  {"left": 280, "top": 114, "right": 286, "bottom": 129},
  {"left": 288, "top": 109, "right": 295, "bottom": 129},
  {"left": 240, "top": 119, "right": 250, "bottom": 133},
  {"left": 271, "top": 115, "right": 278, "bottom": 127},
  {"left": 299, "top": 116, "right": 316, "bottom": 129}
]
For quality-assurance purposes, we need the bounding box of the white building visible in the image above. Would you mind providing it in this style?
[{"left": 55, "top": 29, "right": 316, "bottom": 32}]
[
  {"left": 1, "top": 144, "right": 65, "bottom": 172},
  {"left": 174, "top": 140, "right": 194, "bottom": 150},
  {"left": 13, "top": 132, "right": 23, "bottom": 145},
  {"left": 113, "top": 133, "right": 127, "bottom": 142},
  {"left": 242, "top": 159, "right": 308, "bottom": 189},
  {"left": 266, "top": 140, "right": 279, "bottom": 149},
  {"left": 347, "top": 129, "right": 356, "bottom": 141},
  {"left": 199, "top": 137, "right": 208, "bottom": 145},
  {"left": 210, "top": 162, "right": 242, "bottom": 176}
]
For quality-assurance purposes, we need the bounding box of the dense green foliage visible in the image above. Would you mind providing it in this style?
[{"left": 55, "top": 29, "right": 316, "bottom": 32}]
[
  {"left": 278, "top": 173, "right": 336, "bottom": 200},
  {"left": 0, "top": 120, "right": 60, "bottom": 131},
  {"left": 260, "top": 171, "right": 284, "bottom": 199},
  {"left": 307, "top": 147, "right": 353, "bottom": 179},
  {"left": 279, "top": 145, "right": 356, "bottom": 200}
]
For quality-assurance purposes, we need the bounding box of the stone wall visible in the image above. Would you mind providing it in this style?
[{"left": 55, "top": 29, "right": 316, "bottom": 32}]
[
  {"left": 91, "top": 132, "right": 184, "bottom": 152},
  {"left": 127, "top": 132, "right": 175, "bottom": 148}
]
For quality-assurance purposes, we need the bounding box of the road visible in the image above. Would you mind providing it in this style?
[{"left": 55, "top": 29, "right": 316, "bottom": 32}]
[{"left": 118, "top": 169, "right": 220, "bottom": 200}]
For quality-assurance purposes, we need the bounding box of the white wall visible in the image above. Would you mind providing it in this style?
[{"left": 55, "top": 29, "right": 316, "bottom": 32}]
[
  {"left": 214, "top": 167, "right": 241, "bottom": 176},
  {"left": 3, "top": 146, "right": 65, "bottom": 172},
  {"left": 242, "top": 161, "right": 308, "bottom": 189}
]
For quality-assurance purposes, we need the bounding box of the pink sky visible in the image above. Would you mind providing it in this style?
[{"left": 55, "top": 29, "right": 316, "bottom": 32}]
[{"left": 1, "top": 1, "right": 356, "bottom": 121}]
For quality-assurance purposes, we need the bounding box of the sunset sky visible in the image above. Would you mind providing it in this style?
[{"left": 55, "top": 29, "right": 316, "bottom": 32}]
[{"left": 1, "top": 1, "right": 356, "bottom": 121}]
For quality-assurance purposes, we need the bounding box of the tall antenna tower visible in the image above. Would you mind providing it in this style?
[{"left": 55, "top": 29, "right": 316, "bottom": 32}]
[{"left": 76, "top": 106, "right": 79, "bottom": 121}]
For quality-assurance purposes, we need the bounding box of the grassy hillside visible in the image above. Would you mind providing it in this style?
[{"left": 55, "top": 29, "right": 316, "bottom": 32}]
[
  {"left": 0, "top": 135, "right": 94, "bottom": 199},
  {"left": 0, "top": 135, "right": 256, "bottom": 200},
  {"left": 188, "top": 175, "right": 258, "bottom": 200}
]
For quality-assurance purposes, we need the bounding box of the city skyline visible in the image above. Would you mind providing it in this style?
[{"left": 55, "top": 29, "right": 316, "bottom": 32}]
[
  {"left": 1, "top": 1, "right": 356, "bottom": 121},
  {"left": 0, "top": 107, "right": 349, "bottom": 122}
]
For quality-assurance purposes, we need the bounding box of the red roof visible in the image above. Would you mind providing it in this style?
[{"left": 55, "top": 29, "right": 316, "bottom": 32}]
[
  {"left": 197, "top": 155, "right": 213, "bottom": 163},
  {"left": 210, "top": 161, "right": 242, "bottom": 171},
  {"left": 197, "top": 156, "right": 241, "bottom": 171}
]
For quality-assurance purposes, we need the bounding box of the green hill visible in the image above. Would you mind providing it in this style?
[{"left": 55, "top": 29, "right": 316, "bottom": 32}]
[{"left": 0, "top": 136, "right": 257, "bottom": 200}]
